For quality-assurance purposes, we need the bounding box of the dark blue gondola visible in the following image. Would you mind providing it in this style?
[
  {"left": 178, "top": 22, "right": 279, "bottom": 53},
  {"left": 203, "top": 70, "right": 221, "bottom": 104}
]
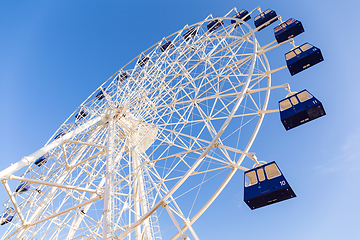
[
  {"left": 15, "top": 181, "right": 30, "bottom": 194},
  {"left": 160, "top": 40, "right": 173, "bottom": 52},
  {"left": 54, "top": 130, "right": 66, "bottom": 140},
  {"left": 0, "top": 207, "right": 15, "bottom": 225},
  {"left": 96, "top": 88, "right": 107, "bottom": 100},
  {"left": 274, "top": 18, "right": 304, "bottom": 43},
  {"left": 279, "top": 90, "right": 326, "bottom": 130},
  {"left": 285, "top": 42, "right": 324, "bottom": 76},
  {"left": 116, "top": 72, "right": 129, "bottom": 82},
  {"left": 138, "top": 56, "right": 150, "bottom": 67},
  {"left": 75, "top": 110, "right": 88, "bottom": 120},
  {"left": 183, "top": 27, "right": 197, "bottom": 41},
  {"left": 207, "top": 19, "right": 224, "bottom": 33},
  {"left": 244, "top": 161, "right": 296, "bottom": 210},
  {"left": 34, "top": 155, "right": 48, "bottom": 166},
  {"left": 254, "top": 9, "right": 278, "bottom": 31},
  {"left": 231, "top": 9, "right": 251, "bottom": 24}
]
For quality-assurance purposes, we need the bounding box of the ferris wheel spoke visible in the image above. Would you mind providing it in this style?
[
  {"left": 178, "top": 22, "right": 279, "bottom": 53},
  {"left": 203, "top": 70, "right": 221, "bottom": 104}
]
[
  {"left": 132, "top": 55, "right": 252, "bottom": 115},
  {"left": 159, "top": 163, "right": 228, "bottom": 240},
  {"left": 132, "top": 79, "right": 245, "bottom": 121},
  {"left": 246, "top": 93, "right": 262, "bottom": 112},
  {"left": 0, "top": 7, "right": 283, "bottom": 239},
  {"left": 140, "top": 169, "right": 201, "bottom": 239},
  {"left": 156, "top": 126, "right": 208, "bottom": 151},
  {"left": 169, "top": 168, "right": 237, "bottom": 240}
]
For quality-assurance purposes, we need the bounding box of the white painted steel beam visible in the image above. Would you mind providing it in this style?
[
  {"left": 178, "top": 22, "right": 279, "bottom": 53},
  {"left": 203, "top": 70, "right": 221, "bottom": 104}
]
[
  {"left": 117, "top": 21, "right": 258, "bottom": 238},
  {"left": 0, "top": 115, "right": 102, "bottom": 181},
  {"left": 5, "top": 175, "right": 99, "bottom": 194}
]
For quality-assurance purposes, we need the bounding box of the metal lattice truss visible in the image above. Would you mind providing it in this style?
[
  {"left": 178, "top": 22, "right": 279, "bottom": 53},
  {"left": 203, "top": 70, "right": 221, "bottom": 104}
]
[{"left": 0, "top": 7, "right": 293, "bottom": 240}]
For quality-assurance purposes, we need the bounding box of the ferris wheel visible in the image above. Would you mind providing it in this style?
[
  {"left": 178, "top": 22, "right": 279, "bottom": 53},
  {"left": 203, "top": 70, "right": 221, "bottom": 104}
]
[{"left": 0, "top": 6, "right": 325, "bottom": 240}]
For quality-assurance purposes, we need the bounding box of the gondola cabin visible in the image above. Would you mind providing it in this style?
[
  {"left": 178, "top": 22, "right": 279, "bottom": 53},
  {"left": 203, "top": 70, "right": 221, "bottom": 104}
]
[
  {"left": 207, "top": 19, "right": 224, "bottom": 33},
  {"left": 274, "top": 18, "right": 304, "bottom": 43},
  {"left": 0, "top": 207, "right": 15, "bottom": 225},
  {"left": 160, "top": 40, "right": 173, "bottom": 52},
  {"left": 54, "top": 130, "right": 66, "bottom": 140},
  {"left": 95, "top": 88, "right": 107, "bottom": 100},
  {"left": 138, "top": 56, "right": 150, "bottom": 67},
  {"left": 244, "top": 162, "right": 296, "bottom": 210},
  {"left": 116, "top": 72, "right": 129, "bottom": 82},
  {"left": 75, "top": 110, "right": 88, "bottom": 120},
  {"left": 183, "top": 27, "right": 197, "bottom": 41},
  {"left": 279, "top": 90, "right": 326, "bottom": 130},
  {"left": 254, "top": 9, "right": 278, "bottom": 31},
  {"left": 15, "top": 181, "right": 30, "bottom": 194},
  {"left": 231, "top": 9, "right": 251, "bottom": 24},
  {"left": 34, "top": 155, "right": 48, "bottom": 166},
  {"left": 285, "top": 43, "right": 324, "bottom": 76}
]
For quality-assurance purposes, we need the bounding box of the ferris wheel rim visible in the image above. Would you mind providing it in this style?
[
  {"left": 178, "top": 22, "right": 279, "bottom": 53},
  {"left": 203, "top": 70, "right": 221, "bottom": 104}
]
[
  {"left": 1, "top": 13, "right": 275, "bottom": 240},
  {"left": 115, "top": 16, "right": 272, "bottom": 239},
  {"left": 47, "top": 16, "right": 260, "bottom": 145}
]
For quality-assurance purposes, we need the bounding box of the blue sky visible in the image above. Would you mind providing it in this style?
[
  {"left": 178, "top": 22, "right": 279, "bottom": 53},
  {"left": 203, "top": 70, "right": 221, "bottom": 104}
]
[{"left": 0, "top": 0, "right": 359, "bottom": 239}]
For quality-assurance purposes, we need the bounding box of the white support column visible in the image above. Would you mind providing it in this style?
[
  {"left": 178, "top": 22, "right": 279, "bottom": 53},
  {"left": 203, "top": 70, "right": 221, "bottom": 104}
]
[
  {"left": 103, "top": 114, "right": 115, "bottom": 239},
  {"left": 132, "top": 148, "right": 152, "bottom": 240}
]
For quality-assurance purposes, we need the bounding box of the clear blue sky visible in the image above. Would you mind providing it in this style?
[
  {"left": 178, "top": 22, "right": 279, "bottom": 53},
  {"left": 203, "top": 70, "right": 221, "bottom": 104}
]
[{"left": 0, "top": 0, "right": 359, "bottom": 239}]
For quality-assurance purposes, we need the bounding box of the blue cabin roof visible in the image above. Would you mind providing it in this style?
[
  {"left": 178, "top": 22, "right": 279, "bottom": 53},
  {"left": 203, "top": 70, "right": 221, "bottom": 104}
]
[
  {"left": 231, "top": 9, "right": 251, "bottom": 24},
  {"left": 274, "top": 18, "right": 304, "bottom": 43},
  {"left": 160, "top": 40, "right": 173, "bottom": 52},
  {"left": 254, "top": 9, "right": 278, "bottom": 31},
  {"left": 207, "top": 19, "right": 224, "bottom": 33},
  {"left": 183, "top": 27, "right": 197, "bottom": 41},
  {"left": 138, "top": 56, "right": 150, "bottom": 67},
  {"left": 285, "top": 42, "right": 324, "bottom": 75},
  {"left": 15, "top": 181, "right": 30, "bottom": 194},
  {"left": 1, "top": 207, "right": 15, "bottom": 225},
  {"left": 279, "top": 90, "right": 326, "bottom": 130},
  {"left": 34, "top": 155, "right": 48, "bottom": 166},
  {"left": 244, "top": 161, "right": 296, "bottom": 210}
]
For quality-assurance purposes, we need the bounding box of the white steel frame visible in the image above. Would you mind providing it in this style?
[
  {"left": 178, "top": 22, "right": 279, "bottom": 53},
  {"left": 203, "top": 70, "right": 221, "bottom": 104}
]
[{"left": 0, "top": 6, "right": 296, "bottom": 240}]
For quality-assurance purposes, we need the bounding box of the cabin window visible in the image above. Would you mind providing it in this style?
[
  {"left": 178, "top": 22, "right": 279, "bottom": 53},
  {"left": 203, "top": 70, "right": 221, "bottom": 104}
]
[
  {"left": 264, "top": 9, "right": 271, "bottom": 14},
  {"left": 274, "top": 26, "right": 281, "bottom": 32},
  {"left": 297, "top": 91, "right": 313, "bottom": 102},
  {"left": 279, "top": 99, "right": 292, "bottom": 111},
  {"left": 7, "top": 208, "right": 15, "bottom": 215},
  {"left": 286, "top": 19, "right": 294, "bottom": 25},
  {"left": 245, "top": 171, "right": 258, "bottom": 187},
  {"left": 255, "top": 15, "right": 260, "bottom": 21},
  {"left": 285, "top": 51, "right": 296, "bottom": 60},
  {"left": 300, "top": 43, "right": 313, "bottom": 52},
  {"left": 290, "top": 96, "right": 299, "bottom": 105},
  {"left": 257, "top": 168, "right": 265, "bottom": 181},
  {"left": 265, "top": 163, "right": 282, "bottom": 179}
]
